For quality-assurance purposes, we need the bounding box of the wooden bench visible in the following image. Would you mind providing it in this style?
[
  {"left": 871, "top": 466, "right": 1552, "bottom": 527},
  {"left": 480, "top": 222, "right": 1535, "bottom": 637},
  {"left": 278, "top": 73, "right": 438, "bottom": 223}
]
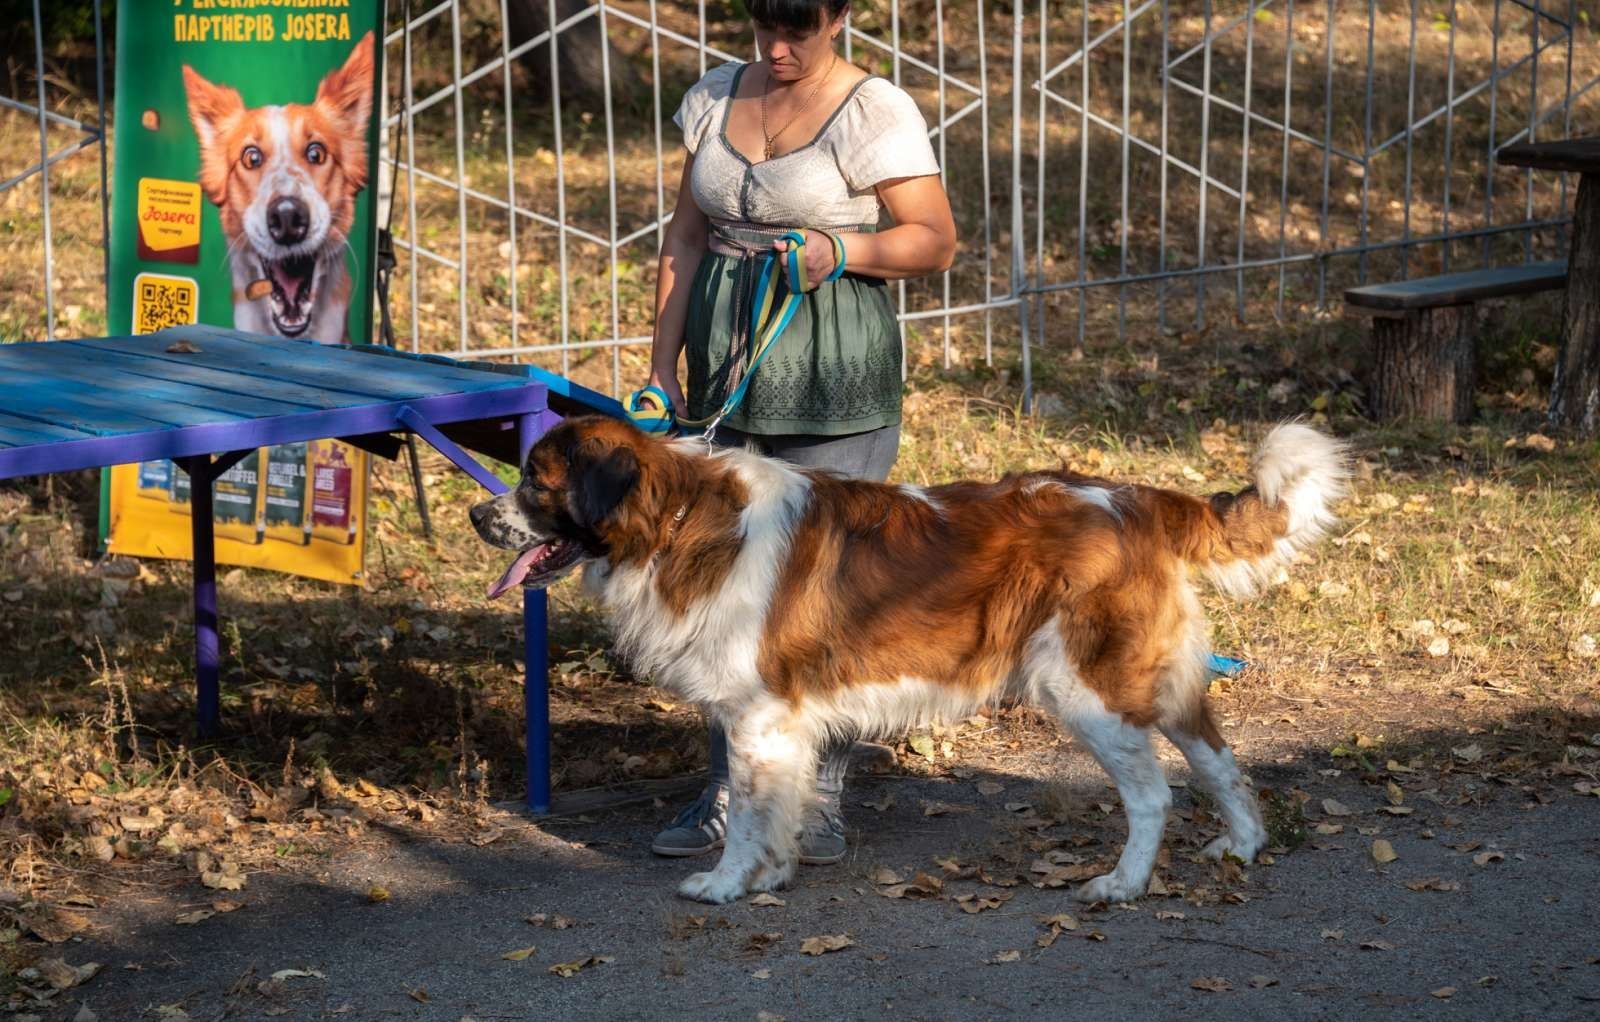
[{"left": 1344, "top": 261, "right": 1567, "bottom": 423}]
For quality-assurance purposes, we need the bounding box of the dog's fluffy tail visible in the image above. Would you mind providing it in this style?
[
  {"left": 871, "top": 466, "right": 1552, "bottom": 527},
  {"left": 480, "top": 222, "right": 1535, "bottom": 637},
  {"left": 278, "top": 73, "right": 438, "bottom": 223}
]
[{"left": 1164, "top": 422, "right": 1350, "bottom": 599}]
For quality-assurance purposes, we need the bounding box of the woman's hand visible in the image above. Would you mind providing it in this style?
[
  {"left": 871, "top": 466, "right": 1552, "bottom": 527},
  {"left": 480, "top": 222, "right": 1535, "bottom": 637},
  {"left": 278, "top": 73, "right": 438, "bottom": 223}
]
[
  {"left": 648, "top": 365, "right": 688, "bottom": 418},
  {"left": 773, "top": 229, "right": 840, "bottom": 287}
]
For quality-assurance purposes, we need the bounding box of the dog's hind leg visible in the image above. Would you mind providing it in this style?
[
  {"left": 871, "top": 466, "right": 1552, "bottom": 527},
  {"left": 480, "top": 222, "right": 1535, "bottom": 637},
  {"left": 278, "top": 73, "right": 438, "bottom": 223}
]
[
  {"left": 1057, "top": 702, "right": 1170, "bottom": 904},
  {"left": 1159, "top": 706, "right": 1266, "bottom": 864},
  {"left": 677, "top": 702, "right": 812, "bottom": 905}
]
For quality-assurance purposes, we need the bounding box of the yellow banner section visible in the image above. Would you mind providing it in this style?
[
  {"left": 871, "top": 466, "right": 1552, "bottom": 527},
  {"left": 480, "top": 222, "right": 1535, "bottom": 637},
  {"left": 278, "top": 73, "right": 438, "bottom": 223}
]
[{"left": 108, "top": 439, "right": 367, "bottom": 586}]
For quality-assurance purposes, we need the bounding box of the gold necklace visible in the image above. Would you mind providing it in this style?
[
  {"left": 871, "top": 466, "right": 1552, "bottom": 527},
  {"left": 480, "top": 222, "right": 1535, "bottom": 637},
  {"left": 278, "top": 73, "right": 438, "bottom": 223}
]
[{"left": 760, "top": 53, "right": 837, "bottom": 161}]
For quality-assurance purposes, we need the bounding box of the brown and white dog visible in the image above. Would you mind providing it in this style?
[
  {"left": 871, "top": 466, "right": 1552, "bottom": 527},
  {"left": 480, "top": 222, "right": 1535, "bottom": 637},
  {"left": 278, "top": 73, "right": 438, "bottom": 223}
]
[
  {"left": 472, "top": 417, "right": 1347, "bottom": 905},
  {"left": 182, "top": 32, "right": 374, "bottom": 344}
]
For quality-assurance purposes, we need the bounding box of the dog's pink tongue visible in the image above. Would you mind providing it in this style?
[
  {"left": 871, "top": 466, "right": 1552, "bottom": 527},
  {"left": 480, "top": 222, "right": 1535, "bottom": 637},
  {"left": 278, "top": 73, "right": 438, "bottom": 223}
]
[
  {"left": 271, "top": 263, "right": 306, "bottom": 304},
  {"left": 487, "top": 546, "right": 544, "bottom": 600}
]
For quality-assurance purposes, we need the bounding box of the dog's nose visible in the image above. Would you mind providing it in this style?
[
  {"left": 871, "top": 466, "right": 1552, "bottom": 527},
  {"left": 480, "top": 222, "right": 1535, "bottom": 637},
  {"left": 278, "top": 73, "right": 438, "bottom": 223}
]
[
  {"left": 469, "top": 502, "right": 491, "bottom": 529},
  {"left": 267, "top": 196, "right": 310, "bottom": 245}
]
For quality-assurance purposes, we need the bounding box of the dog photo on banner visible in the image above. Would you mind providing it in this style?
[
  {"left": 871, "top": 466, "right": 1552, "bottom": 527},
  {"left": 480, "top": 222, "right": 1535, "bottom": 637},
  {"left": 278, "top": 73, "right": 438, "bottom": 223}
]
[{"left": 103, "top": 3, "right": 384, "bottom": 585}]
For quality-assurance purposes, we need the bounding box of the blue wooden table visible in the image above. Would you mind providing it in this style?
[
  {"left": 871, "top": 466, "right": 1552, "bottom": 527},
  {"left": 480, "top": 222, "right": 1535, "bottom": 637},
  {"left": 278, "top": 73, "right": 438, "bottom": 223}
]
[{"left": 0, "top": 324, "right": 620, "bottom": 813}]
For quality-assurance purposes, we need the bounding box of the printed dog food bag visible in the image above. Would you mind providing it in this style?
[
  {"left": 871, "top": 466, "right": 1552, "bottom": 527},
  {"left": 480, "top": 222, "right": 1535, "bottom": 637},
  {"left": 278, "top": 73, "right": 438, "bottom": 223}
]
[
  {"left": 168, "top": 461, "right": 192, "bottom": 515},
  {"left": 309, "top": 441, "right": 358, "bottom": 546},
  {"left": 263, "top": 442, "right": 312, "bottom": 546},
  {"left": 212, "top": 449, "right": 266, "bottom": 545},
  {"left": 136, "top": 460, "right": 174, "bottom": 501}
]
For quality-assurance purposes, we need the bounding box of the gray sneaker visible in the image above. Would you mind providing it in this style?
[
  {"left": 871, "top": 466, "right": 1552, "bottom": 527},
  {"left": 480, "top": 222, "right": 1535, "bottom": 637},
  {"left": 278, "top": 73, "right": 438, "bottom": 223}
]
[
  {"left": 799, "top": 798, "right": 847, "bottom": 866},
  {"left": 650, "top": 783, "right": 728, "bottom": 857}
]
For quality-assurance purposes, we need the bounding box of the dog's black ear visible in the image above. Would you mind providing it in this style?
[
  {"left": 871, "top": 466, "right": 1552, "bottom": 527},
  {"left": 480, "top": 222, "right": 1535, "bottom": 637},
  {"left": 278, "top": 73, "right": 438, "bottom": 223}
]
[{"left": 570, "top": 444, "right": 640, "bottom": 530}]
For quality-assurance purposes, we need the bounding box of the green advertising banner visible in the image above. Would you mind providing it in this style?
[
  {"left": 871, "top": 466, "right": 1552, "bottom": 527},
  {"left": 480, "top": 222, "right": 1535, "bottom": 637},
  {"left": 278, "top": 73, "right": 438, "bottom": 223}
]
[
  {"left": 105, "top": 0, "right": 384, "bottom": 585},
  {"left": 109, "top": 0, "right": 382, "bottom": 342}
]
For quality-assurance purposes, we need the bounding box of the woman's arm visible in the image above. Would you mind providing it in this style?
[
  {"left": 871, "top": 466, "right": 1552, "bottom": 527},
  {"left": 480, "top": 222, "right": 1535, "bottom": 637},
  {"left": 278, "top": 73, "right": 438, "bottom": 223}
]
[
  {"left": 778, "top": 174, "right": 957, "bottom": 283},
  {"left": 648, "top": 156, "right": 710, "bottom": 415}
]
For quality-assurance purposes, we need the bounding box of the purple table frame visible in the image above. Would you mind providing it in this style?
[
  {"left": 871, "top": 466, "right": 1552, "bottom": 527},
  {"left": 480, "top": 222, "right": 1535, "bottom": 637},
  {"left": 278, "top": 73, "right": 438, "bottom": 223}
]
[{"left": 0, "top": 326, "right": 622, "bottom": 814}]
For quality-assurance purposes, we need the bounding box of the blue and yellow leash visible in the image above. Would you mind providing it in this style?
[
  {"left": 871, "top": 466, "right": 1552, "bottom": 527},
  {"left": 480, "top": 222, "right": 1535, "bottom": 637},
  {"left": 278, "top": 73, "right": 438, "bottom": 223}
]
[{"left": 627, "top": 228, "right": 846, "bottom": 441}]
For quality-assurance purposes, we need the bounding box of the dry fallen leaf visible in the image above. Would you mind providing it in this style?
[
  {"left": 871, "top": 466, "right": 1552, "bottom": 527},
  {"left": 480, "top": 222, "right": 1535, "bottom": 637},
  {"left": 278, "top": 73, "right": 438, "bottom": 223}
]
[
  {"left": 37, "top": 958, "right": 99, "bottom": 991},
  {"left": 749, "top": 893, "right": 786, "bottom": 908},
  {"left": 799, "top": 934, "right": 854, "bottom": 956},
  {"left": 1360, "top": 940, "right": 1396, "bottom": 951},
  {"left": 878, "top": 873, "right": 943, "bottom": 900},
  {"left": 201, "top": 871, "right": 245, "bottom": 892},
  {"left": 271, "top": 969, "right": 325, "bottom": 982},
  {"left": 548, "top": 955, "right": 613, "bottom": 977},
  {"left": 869, "top": 867, "right": 903, "bottom": 886},
  {"left": 975, "top": 781, "right": 1005, "bottom": 796},
  {"left": 1372, "top": 840, "right": 1399, "bottom": 864},
  {"left": 366, "top": 885, "right": 390, "bottom": 904},
  {"left": 211, "top": 899, "right": 243, "bottom": 913},
  {"left": 1321, "top": 929, "right": 1344, "bottom": 941},
  {"left": 1321, "top": 798, "right": 1352, "bottom": 817},
  {"left": 174, "top": 910, "right": 215, "bottom": 926},
  {"left": 1473, "top": 851, "right": 1505, "bottom": 867},
  {"left": 501, "top": 946, "right": 538, "bottom": 962},
  {"left": 1406, "top": 877, "right": 1461, "bottom": 892},
  {"left": 954, "top": 891, "right": 1014, "bottom": 914},
  {"left": 1248, "top": 975, "right": 1278, "bottom": 989},
  {"left": 989, "top": 949, "right": 1022, "bottom": 964},
  {"left": 1431, "top": 986, "right": 1457, "bottom": 999},
  {"left": 1191, "top": 976, "right": 1232, "bottom": 992},
  {"left": 860, "top": 794, "right": 895, "bottom": 812}
]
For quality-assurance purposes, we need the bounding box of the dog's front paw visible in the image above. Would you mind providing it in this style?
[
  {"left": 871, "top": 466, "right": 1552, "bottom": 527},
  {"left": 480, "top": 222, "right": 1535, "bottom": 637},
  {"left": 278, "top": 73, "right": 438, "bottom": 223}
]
[
  {"left": 677, "top": 870, "right": 747, "bottom": 905},
  {"left": 1074, "top": 872, "right": 1144, "bottom": 904},
  {"left": 1201, "top": 831, "right": 1265, "bottom": 864}
]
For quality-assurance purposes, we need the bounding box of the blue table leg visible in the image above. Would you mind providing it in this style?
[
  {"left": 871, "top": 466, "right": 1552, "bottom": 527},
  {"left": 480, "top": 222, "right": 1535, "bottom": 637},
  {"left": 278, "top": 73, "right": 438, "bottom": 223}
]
[
  {"left": 184, "top": 457, "right": 221, "bottom": 738},
  {"left": 524, "top": 588, "right": 550, "bottom": 813},
  {"left": 517, "top": 412, "right": 552, "bottom": 814}
]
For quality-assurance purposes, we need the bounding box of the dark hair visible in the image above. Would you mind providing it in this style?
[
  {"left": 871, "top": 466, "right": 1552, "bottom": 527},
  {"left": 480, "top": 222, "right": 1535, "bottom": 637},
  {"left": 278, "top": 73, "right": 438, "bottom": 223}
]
[{"left": 748, "top": 0, "right": 849, "bottom": 33}]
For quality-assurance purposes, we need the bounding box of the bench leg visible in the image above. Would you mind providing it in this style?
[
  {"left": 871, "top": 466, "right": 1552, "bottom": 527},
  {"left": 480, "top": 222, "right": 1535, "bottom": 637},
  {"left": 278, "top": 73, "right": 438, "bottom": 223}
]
[
  {"left": 1550, "top": 173, "right": 1600, "bottom": 436},
  {"left": 1369, "top": 305, "right": 1478, "bottom": 424}
]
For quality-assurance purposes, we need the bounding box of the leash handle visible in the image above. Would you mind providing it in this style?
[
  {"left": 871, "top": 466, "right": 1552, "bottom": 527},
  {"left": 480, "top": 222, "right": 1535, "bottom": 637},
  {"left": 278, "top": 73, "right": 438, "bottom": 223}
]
[{"left": 625, "top": 384, "right": 677, "bottom": 437}]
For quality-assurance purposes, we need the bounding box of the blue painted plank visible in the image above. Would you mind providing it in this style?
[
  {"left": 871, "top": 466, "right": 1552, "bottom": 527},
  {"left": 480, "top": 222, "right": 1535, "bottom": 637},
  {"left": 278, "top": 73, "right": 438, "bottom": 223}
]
[
  {"left": 0, "top": 383, "right": 546, "bottom": 480},
  {"left": 0, "top": 349, "right": 318, "bottom": 419},
  {"left": 111, "top": 327, "right": 526, "bottom": 399},
  {"left": 46, "top": 343, "right": 373, "bottom": 412},
  {"left": 0, "top": 413, "right": 95, "bottom": 446},
  {"left": 0, "top": 423, "right": 73, "bottom": 448},
  {"left": 56, "top": 335, "right": 441, "bottom": 404},
  {"left": 0, "top": 371, "right": 253, "bottom": 434}
]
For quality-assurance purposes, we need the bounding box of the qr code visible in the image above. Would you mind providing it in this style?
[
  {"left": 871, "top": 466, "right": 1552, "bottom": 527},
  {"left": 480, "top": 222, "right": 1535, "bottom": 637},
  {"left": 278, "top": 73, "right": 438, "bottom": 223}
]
[{"left": 133, "top": 273, "right": 199, "bottom": 334}]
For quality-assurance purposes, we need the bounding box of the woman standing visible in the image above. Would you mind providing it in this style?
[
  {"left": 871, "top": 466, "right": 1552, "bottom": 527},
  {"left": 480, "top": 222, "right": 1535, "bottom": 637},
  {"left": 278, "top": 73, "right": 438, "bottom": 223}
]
[{"left": 646, "top": 0, "right": 957, "bottom": 864}]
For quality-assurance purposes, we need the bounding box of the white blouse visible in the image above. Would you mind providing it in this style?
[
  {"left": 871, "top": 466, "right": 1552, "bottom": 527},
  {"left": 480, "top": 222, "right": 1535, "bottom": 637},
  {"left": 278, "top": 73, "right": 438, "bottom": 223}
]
[{"left": 673, "top": 62, "right": 940, "bottom": 230}]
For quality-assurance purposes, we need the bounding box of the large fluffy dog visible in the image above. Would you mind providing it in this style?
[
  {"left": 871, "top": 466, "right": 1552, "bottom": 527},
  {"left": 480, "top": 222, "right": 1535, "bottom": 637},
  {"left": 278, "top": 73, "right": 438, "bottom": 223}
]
[
  {"left": 182, "top": 32, "right": 374, "bottom": 343},
  {"left": 472, "top": 417, "right": 1347, "bottom": 905}
]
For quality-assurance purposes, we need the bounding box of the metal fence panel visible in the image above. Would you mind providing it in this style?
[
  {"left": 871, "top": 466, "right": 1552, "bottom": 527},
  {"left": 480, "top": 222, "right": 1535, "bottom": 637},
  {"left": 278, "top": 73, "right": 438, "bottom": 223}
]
[{"left": 3, "top": 2, "right": 1597, "bottom": 407}]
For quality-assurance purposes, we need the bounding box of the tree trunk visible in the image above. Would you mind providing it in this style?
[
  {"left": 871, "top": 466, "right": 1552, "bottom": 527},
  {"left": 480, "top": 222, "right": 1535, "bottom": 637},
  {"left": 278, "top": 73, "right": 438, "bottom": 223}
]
[
  {"left": 1549, "top": 173, "right": 1600, "bottom": 436},
  {"left": 1368, "top": 305, "right": 1478, "bottom": 423},
  {"left": 505, "top": 0, "right": 641, "bottom": 108}
]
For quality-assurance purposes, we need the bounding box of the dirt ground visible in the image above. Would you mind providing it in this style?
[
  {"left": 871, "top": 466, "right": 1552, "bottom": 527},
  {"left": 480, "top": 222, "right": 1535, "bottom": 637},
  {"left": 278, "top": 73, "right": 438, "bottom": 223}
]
[{"left": 38, "top": 683, "right": 1600, "bottom": 1022}]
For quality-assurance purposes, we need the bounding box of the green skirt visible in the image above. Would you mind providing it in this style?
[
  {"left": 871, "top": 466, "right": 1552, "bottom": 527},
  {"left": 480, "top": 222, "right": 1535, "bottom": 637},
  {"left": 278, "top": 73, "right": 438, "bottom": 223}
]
[{"left": 683, "top": 248, "right": 903, "bottom": 437}]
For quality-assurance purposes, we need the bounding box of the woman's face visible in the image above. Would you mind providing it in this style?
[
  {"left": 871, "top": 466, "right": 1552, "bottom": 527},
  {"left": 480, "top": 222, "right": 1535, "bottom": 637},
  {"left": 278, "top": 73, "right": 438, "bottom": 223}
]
[{"left": 755, "top": 8, "right": 846, "bottom": 82}]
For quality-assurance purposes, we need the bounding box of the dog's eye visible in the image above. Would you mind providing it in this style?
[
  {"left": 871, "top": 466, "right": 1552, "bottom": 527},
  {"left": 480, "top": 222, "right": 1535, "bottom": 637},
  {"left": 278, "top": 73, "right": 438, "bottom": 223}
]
[
  {"left": 305, "top": 142, "right": 327, "bottom": 165},
  {"left": 240, "top": 146, "right": 263, "bottom": 170}
]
